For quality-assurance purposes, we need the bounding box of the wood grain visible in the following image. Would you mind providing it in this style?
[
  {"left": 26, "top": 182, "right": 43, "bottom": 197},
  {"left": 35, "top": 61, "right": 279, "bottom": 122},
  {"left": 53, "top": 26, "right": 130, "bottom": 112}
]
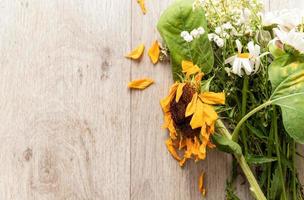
[
  {"left": 0, "top": 0, "right": 131, "bottom": 199},
  {"left": 0, "top": 0, "right": 302, "bottom": 200},
  {"left": 130, "top": 0, "right": 232, "bottom": 199}
]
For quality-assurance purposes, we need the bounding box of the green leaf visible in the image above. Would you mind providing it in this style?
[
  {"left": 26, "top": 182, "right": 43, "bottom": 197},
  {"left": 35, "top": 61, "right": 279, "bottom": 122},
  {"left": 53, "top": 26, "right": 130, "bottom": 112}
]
[
  {"left": 212, "top": 134, "right": 242, "bottom": 156},
  {"left": 157, "top": 0, "right": 214, "bottom": 81},
  {"left": 245, "top": 154, "right": 277, "bottom": 165},
  {"left": 268, "top": 54, "right": 304, "bottom": 143},
  {"left": 269, "top": 166, "right": 282, "bottom": 200},
  {"left": 201, "top": 76, "right": 214, "bottom": 92},
  {"left": 246, "top": 123, "right": 268, "bottom": 141}
]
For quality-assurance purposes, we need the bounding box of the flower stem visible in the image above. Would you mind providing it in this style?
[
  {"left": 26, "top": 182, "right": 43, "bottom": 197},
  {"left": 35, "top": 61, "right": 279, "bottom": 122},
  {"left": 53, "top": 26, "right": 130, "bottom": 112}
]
[
  {"left": 216, "top": 120, "right": 267, "bottom": 200},
  {"left": 273, "top": 106, "right": 287, "bottom": 200},
  {"left": 240, "top": 75, "right": 249, "bottom": 154},
  {"left": 292, "top": 140, "right": 297, "bottom": 200},
  {"left": 232, "top": 100, "right": 272, "bottom": 142},
  {"left": 292, "top": 140, "right": 297, "bottom": 199}
]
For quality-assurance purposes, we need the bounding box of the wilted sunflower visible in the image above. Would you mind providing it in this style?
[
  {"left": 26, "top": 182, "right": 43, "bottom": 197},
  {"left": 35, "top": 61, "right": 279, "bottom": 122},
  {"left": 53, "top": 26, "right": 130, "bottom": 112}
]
[{"left": 160, "top": 60, "right": 225, "bottom": 167}]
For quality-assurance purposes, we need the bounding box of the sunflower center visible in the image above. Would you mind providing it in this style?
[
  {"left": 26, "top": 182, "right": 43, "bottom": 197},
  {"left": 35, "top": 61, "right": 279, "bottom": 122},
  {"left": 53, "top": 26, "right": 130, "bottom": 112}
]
[
  {"left": 238, "top": 53, "right": 251, "bottom": 59},
  {"left": 169, "top": 84, "right": 200, "bottom": 138}
]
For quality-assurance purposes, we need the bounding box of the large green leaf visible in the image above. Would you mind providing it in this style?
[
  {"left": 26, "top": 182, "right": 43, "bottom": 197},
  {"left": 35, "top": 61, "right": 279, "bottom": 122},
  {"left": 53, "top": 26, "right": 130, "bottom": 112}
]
[
  {"left": 157, "top": 0, "right": 214, "bottom": 80},
  {"left": 268, "top": 54, "right": 304, "bottom": 143}
]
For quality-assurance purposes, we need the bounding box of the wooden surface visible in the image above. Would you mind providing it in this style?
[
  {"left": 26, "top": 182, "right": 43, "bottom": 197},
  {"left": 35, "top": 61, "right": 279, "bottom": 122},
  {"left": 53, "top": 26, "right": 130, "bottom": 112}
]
[{"left": 0, "top": 0, "right": 302, "bottom": 200}]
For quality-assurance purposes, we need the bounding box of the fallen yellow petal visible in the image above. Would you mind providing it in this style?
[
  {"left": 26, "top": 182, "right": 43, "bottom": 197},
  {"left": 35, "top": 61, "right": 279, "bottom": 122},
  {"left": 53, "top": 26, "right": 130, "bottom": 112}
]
[
  {"left": 126, "top": 44, "right": 145, "bottom": 59},
  {"left": 182, "top": 60, "right": 201, "bottom": 77},
  {"left": 137, "top": 0, "right": 147, "bottom": 14},
  {"left": 128, "top": 78, "right": 154, "bottom": 90},
  {"left": 200, "top": 92, "right": 225, "bottom": 105},
  {"left": 199, "top": 172, "right": 206, "bottom": 197},
  {"left": 148, "top": 41, "right": 160, "bottom": 64},
  {"left": 176, "top": 83, "right": 186, "bottom": 103}
]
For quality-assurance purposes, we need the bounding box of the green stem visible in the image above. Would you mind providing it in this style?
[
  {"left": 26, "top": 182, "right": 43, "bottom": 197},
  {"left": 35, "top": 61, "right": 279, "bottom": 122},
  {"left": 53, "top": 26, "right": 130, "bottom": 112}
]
[
  {"left": 266, "top": 120, "right": 274, "bottom": 199},
  {"left": 241, "top": 75, "right": 249, "bottom": 154},
  {"left": 292, "top": 140, "right": 297, "bottom": 200},
  {"left": 232, "top": 101, "right": 272, "bottom": 141},
  {"left": 273, "top": 106, "right": 287, "bottom": 200},
  {"left": 216, "top": 120, "right": 267, "bottom": 200}
]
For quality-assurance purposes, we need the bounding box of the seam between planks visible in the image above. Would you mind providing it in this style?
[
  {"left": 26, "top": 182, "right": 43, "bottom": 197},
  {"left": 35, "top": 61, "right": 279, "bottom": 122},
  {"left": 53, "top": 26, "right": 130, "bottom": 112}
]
[{"left": 129, "top": 0, "right": 133, "bottom": 199}]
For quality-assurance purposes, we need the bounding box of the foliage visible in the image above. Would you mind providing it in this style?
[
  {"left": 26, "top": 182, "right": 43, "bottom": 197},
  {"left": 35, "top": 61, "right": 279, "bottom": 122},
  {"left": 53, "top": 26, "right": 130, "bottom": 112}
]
[{"left": 157, "top": 0, "right": 214, "bottom": 81}]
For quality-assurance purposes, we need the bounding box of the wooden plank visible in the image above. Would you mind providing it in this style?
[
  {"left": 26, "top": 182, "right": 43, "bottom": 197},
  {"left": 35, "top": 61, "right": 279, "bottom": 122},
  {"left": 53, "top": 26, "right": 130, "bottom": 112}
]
[
  {"left": 0, "top": 0, "right": 131, "bottom": 199},
  {"left": 130, "top": 1, "right": 231, "bottom": 200}
]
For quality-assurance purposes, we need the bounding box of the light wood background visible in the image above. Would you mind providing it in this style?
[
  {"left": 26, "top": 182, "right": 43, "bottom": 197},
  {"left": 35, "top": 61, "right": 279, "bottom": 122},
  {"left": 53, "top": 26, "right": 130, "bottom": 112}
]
[{"left": 0, "top": 0, "right": 302, "bottom": 200}]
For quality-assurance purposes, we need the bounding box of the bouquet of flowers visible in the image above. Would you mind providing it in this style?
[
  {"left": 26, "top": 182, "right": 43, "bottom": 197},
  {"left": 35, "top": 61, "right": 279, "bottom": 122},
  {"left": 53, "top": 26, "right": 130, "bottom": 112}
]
[
  {"left": 127, "top": 0, "right": 304, "bottom": 199},
  {"left": 156, "top": 0, "right": 304, "bottom": 199}
]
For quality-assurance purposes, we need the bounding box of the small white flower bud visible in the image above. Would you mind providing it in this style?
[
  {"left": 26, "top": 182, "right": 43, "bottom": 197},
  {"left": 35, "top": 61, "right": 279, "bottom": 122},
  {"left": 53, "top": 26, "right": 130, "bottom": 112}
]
[{"left": 190, "top": 29, "right": 200, "bottom": 38}]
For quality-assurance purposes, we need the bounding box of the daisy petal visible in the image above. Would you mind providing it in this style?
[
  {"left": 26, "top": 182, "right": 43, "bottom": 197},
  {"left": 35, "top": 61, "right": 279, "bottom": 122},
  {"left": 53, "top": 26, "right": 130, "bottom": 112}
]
[
  {"left": 236, "top": 40, "right": 243, "bottom": 53},
  {"left": 242, "top": 59, "right": 253, "bottom": 75}
]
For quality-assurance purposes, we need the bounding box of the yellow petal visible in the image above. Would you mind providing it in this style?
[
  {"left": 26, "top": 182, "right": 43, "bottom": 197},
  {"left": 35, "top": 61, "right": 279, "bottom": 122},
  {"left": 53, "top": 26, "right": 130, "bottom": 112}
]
[
  {"left": 185, "top": 92, "right": 198, "bottom": 117},
  {"left": 199, "top": 172, "right": 206, "bottom": 196},
  {"left": 200, "top": 92, "right": 225, "bottom": 105},
  {"left": 202, "top": 104, "right": 218, "bottom": 126},
  {"left": 179, "top": 158, "right": 187, "bottom": 167},
  {"left": 176, "top": 83, "right": 186, "bottom": 103},
  {"left": 126, "top": 44, "right": 145, "bottom": 59},
  {"left": 184, "top": 138, "right": 194, "bottom": 158},
  {"left": 128, "top": 78, "right": 154, "bottom": 90},
  {"left": 160, "top": 83, "right": 179, "bottom": 112},
  {"left": 190, "top": 100, "right": 205, "bottom": 129},
  {"left": 207, "top": 141, "right": 216, "bottom": 149},
  {"left": 166, "top": 139, "right": 181, "bottom": 161},
  {"left": 148, "top": 41, "right": 160, "bottom": 64},
  {"left": 137, "top": 0, "right": 147, "bottom": 14},
  {"left": 182, "top": 60, "right": 201, "bottom": 77},
  {"left": 162, "top": 113, "right": 171, "bottom": 129},
  {"left": 195, "top": 72, "right": 204, "bottom": 82}
]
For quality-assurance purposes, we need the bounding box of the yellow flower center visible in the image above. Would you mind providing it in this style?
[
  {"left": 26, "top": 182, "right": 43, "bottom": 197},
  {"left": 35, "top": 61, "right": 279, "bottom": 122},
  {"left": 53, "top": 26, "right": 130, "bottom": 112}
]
[{"left": 238, "top": 53, "right": 251, "bottom": 59}]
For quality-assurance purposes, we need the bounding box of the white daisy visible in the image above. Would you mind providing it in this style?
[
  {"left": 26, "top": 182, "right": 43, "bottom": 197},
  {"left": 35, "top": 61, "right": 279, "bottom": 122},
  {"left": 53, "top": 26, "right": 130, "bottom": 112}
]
[
  {"left": 274, "top": 28, "right": 304, "bottom": 53},
  {"left": 225, "top": 40, "right": 261, "bottom": 77},
  {"left": 263, "top": 9, "right": 303, "bottom": 31}
]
